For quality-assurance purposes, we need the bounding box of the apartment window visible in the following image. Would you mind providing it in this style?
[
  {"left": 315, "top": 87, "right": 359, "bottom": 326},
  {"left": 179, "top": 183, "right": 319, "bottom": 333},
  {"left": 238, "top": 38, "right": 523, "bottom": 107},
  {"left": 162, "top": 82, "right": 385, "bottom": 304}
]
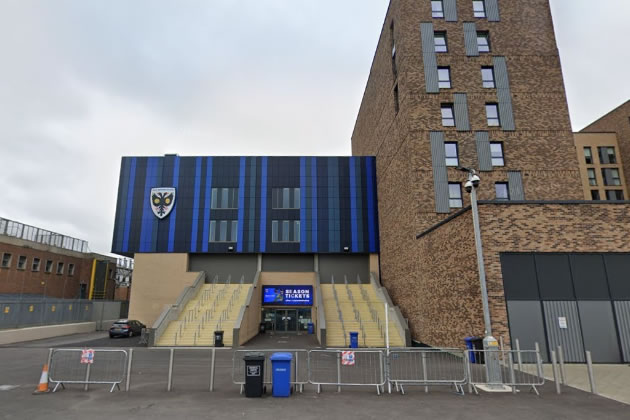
[
  {"left": 56, "top": 262, "right": 64, "bottom": 275},
  {"left": 211, "top": 187, "right": 239, "bottom": 209},
  {"left": 32, "top": 257, "right": 41, "bottom": 272},
  {"left": 602, "top": 168, "right": 621, "bottom": 186},
  {"left": 448, "top": 183, "right": 463, "bottom": 208},
  {"left": 490, "top": 142, "right": 505, "bottom": 166},
  {"left": 271, "top": 220, "right": 301, "bottom": 243},
  {"left": 473, "top": 1, "right": 486, "bottom": 18},
  {"left": 17, "top": 256, "right": 27, "bottom": 270},
  {"left": 69, "top": 263, "right": 75, "bottom": 276},
  {"left": 209, "top": 220, "right": 238, "bottom": 243},
  {"left": 1, "top": 253, "right": 12, "bottom": 268},
  {"left": 486, "top": 103, "right": 500, "bottom": 126},
  {"left": 495, "top": 183, "right": 510, "bottom": 200},
  {"left": 432, "top": 0, "right": 444, "bottom": 18},
  {"left": 272, "top": 188, "right": 301, "bottom": 209},
  {"left": 441, "top": 104, "right": 455, "bottom": 126},
  {"left": 394, "top": 84, "right": 400, "bottom": 114},
  {"left": 45, "top": 260, "right": 53, "bottom": 273},
  {"left": 481, "top": 67, "right": 495, "bottom": 88},
  {"left": 444, "top": 142, "right": 459, "bottom": 166},
  {"left": 438, "top": 67, "right": 451, "bottom": 89},
  {"left": 587, "top": 168, "right": 597, "bottom": 186},
  {"left": 598, "top": 146, "right": 617, "bottom": 164},
  {"left": 434, "top": 32, "right": 448, "bottom": 53},
  {"left": 583, "top": 147, "right": 593, "bottom": 164},
  {"left": 606, "top": 190, "right": 625, "bottom": 201},
  {"left": 477, "top": 32, "right": 490, "bottom": 53},
  {"left": 591, "top": 190, "right": 601, "bottom": 200}
]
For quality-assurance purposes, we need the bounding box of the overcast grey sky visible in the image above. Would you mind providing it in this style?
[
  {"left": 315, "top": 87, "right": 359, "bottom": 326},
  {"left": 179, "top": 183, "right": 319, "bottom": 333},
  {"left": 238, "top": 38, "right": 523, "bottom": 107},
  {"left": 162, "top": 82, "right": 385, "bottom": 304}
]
[{"left": 1, "top": 1, "right": 629, "bottom": 255}]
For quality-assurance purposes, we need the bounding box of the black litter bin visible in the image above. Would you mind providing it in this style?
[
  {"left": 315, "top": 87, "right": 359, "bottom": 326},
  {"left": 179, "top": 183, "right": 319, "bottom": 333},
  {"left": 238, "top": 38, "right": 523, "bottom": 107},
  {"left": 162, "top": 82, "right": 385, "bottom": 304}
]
[
  {"left": 214, "top": 330, "right": 224, "bottom": 347},
  {"left": 470, "top": 337, "right": 485, "bottom": 364},
  {"left": 243, "top": 352, "right": 265, "bottom": 397}
]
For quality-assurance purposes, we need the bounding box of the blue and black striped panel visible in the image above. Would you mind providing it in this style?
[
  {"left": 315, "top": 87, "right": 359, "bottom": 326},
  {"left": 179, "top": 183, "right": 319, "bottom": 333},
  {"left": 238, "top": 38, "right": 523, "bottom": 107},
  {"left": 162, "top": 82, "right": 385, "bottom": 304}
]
[{"left": 111, "top": 156, "right": 380, "bottom": 255}]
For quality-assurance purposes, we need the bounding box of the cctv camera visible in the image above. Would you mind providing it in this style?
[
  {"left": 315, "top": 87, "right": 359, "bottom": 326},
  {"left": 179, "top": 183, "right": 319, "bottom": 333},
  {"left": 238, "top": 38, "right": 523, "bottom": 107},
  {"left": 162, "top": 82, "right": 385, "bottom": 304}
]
[
  {"left": 470, "top": 174, "right": 480, "bottom": 188},
  {"left": 465, "top": 180, "right": 473, "bottom": 193}
]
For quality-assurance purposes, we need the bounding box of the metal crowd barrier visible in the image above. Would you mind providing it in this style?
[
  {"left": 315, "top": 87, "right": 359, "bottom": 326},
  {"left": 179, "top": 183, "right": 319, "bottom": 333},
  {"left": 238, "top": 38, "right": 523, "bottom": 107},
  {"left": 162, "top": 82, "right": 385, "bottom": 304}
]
[
  {"left": 232, "top": 349, "right": 309, "bottom": 393},
  {"left": 388, "top": 348, "right": 467, "bottom": 395},
  {"left": 49, "top": 348, "right": 128, "bottom": 392},
  {"left": 465, "top": 349, "right": 544, "bottom": 395},
  {"left": 308, "top": 349, "right": 386, "bottom": 395}
]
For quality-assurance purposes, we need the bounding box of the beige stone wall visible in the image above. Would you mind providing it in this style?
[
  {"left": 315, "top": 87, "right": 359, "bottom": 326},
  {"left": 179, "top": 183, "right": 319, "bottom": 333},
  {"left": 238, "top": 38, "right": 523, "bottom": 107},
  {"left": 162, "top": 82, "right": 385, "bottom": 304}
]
[{"left": 128, "top": 253, "right": 198, "bottom": 326}]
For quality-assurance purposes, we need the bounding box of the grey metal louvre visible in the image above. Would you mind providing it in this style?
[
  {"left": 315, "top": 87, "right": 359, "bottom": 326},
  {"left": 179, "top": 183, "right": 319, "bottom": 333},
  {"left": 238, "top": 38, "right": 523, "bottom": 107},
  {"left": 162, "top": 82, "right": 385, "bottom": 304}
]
[
  {"left": 543, "top": 301, "right": 586, "bottom": 363},
  {"left": 430, "top": 131, "right": 450, "bottom": 213},
  {"left": 463, "top": 22, "right": 479, "bottom": 56},
  {"left": 475, "top": 131, "right": 492, "bottom": 171},
  {"left": 507, "top": 171, "right": 524, "bottom": 200},
  {"left": 614, "top": 301, "right": 630, "bottom": 362},
  {"left": 486, "top": 0, "right": 500, "bottom": 22},
  {"left": 453, "top": 93, "right": 470, "bottom": 131},
  {"left": 444, "top": 0, "right": 458, "bottom": 22},
  {"left": 420, "top": 23, "right": 439, "bottom": 93},
  {"left": 493, "top": 56, "right": 516, "bottom": 131}
]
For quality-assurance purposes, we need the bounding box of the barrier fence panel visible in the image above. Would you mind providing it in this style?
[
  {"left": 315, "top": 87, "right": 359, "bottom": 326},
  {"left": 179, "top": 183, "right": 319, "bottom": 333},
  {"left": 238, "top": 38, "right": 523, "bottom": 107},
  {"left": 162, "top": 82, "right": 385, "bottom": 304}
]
[
  {"left": 388, "top": 348, "right": 467, "bottom": 395},
  {"left": 49, "top": 348, "right": 128, "bottom": 392},
  {"left": 308, "top": 349, "right": 386, "bottom": 394},
  {"left": 232, "top": 349, "right": 309, "bottom": 393},
  {"left": 466, "top": 349, "right": 544, "bottom": 395}
]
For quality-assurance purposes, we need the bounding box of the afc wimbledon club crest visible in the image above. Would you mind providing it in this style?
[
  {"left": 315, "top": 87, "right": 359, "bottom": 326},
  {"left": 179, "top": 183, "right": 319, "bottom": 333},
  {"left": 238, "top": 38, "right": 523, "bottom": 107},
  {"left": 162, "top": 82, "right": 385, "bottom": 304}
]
[{"left": 150, "top": 188, "right": 176, "bottom": 219}]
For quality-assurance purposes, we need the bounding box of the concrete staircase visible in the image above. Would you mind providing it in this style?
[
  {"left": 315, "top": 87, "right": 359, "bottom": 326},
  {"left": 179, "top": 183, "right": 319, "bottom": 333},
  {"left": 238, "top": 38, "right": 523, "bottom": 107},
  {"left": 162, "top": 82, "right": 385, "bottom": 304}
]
[
  {"left": 322, "top": 283, "right": 405, "bottom": 348},
  {"left": 157, "top": 283, "right": 251, "bottom": 347}
]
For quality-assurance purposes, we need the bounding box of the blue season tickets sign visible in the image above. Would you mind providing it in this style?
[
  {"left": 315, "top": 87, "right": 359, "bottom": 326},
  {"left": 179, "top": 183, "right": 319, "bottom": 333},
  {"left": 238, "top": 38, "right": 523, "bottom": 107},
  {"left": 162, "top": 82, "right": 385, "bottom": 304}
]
[{"left": 262, "top": 286, "right": 313, "bottom": 306}]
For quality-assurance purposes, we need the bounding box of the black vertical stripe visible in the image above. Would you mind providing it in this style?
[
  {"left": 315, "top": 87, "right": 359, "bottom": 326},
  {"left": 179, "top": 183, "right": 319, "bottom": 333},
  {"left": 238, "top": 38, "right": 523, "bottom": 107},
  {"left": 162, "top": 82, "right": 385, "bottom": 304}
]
[{"left": 128, "top": 157, "right": 148, "bottom": 254}]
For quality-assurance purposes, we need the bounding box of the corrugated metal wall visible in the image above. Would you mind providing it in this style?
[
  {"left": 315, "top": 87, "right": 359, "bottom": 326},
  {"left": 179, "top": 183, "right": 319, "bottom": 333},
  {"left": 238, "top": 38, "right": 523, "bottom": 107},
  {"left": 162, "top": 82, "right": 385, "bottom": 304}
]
[
  {"left": 475, "top": 131, "right": 492, "bottom": 171},
  {"left": 443, "top": 0, "right": 458, "bottom": 22},
  {"left": 453, "top": 93, "right": 470, "bottom": 131},
  {"left": 493, "top": 57, "right": 516, "bottom": 131},
  {"left": 614, "top": 301, "right": 630, "bottom": 362},
  {"left": 543, "top": 301, "right": 586, "bottom": 363},
  {"left": 430, "top": 131, "right": 450, "bottom": 213},
  {"left": 508, "top": 171, "right": 525, "bottom": 200},
  {"left": 486, "top": 0, "right": 501, "bottom": 22},
  {"left": 420, "top": 23, "right": 439, "bottom": 93},
  {"left": 463, "top": 22, "right": 479, "bottom": 56}
]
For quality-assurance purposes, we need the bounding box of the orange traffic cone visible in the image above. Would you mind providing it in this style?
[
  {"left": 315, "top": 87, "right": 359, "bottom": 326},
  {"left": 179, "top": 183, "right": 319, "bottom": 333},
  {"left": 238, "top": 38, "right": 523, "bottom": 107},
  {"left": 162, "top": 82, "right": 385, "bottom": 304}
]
[{"left": 33, "top": 364, "right": 50, "bottom": 394}]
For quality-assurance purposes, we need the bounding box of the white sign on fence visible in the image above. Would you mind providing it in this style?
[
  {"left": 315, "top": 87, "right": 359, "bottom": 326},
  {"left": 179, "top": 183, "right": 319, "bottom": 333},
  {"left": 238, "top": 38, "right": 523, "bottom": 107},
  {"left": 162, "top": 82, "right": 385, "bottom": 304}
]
[
  {"left": 81, "top": 349, "right": 95, "bottom": 364},
  {"left": 342, "top": 351, "right": 355, "bottom": 366},
  {"left": 558, "top": 317, "right": 568, "bottom": 329}
]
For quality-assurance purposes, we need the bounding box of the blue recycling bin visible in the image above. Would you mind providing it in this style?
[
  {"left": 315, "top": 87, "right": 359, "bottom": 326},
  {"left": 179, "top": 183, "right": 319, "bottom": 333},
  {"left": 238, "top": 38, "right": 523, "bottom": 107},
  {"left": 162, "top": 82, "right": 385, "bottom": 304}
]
[
  {"left": 464, "top": 337, "right": 475, "bottom": 362},
  {"left": 270, "top": 352, "right": 293, "bottom": 397},
  {"left": 349, "top": 332, "right": 359, "bottom": 348},
  {"left": 307, "top": 322, "right": 314, "bottom": 334}
]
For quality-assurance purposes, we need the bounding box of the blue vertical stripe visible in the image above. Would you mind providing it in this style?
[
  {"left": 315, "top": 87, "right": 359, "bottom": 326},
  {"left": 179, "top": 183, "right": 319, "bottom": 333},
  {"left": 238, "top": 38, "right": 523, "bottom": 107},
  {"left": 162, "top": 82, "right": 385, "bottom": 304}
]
[
  {"left": 167, "top": 157, "right": 180, "bottom": 252},
  {"left": 311, "top": 157, "right": 318, "bottom": 252},
  {"left": 190, "top": 157, "right": 202, "bottom": 252},
  {"left": 366, "top": 157, "right": 377, "bottom": 253},
  {"left": 349, "top": 157, "right": 358, "bottom": 252},
  {"left": 201, "top": 157, "right": 213, "bottom": 252},
  {"left": 122, "top": 158, "right": 137, "bottom": 253},
  {"left": 260, "top": 157, "right": 268, "bottom": 252},
  {"left": 139, "top": 158, "right": 156, "bottom": 252},
  {"left": 237, "top": 157, "right": 246, "bottom": 252},
  {"left": 300, "top": 157, "right": 307, "bottom": 252}
]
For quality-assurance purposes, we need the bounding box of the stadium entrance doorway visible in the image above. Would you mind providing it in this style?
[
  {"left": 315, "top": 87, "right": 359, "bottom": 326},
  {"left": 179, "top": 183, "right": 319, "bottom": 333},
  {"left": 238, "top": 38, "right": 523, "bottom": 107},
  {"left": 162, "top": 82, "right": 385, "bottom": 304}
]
[{"left": 262, "top": 308, "right": 312, "bottom": 334}]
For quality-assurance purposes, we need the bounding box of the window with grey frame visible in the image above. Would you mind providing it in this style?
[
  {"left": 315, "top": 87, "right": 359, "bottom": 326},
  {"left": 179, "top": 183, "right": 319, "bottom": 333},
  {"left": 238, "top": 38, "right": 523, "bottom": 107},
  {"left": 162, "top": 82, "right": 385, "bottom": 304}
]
[
  {"left": 444, "top": 142, "right": 459, "bottom": 166},
  {"left": 209, "top": 220, "right": 238, "bottom": 243},
  {"left": 272, "top": 187, "right": 301, "bottom": 209},
  {"left": 481, "top": 66, "right": 495, "bottom": 88},
  {"left": 438, "top": 67, "right": 451, "bottom": 89},
  {"left": 434, "top": 31, "right": 448, "bottom": 52},
  {"left": 448, "top": 183, "right": 463, "bottom": 208},
  {"left": 598, "top": 146, "right": 617, "bottom": 164},
  {"left": 490, "top": 142, "right": 504, "bottom": 166},
  {"left": 606, "top": 190, "right": 624, "bottom": 201},
  {"left": 601, "top": 168, "right": 621, "bottom": 186},
  {"left": 486, "top": 103, "right": 500, "bottom": 126},
  {"left": 56, "top": 262, "right": 64, "bottom": 275},
  {"left": 32, "top": 257, "right": 41, "bottom": 272},
  {"left": 441, "top": 104, "right": 455, "bottom": 126},
  {"left": 45, "top": 260, "right": 53, "bottom": 273},
  {"left": 473, "top": 0, "right": 486, "bottom": 17},
  {"left": 17, "top": 255, "right": 27, "bottom": 270},
  {"left": 432, "top": 0, "right": 444, "bottom": 18},
  {"left": 211, "top": 187, "right": 239, "bottom": 209},
  {"left": 495, "top": 182, "right": 509, "bottom": 200},
  {"left": 477, "top": 31, "right": 490, "bottom": 53},
  {"left": 583, "top": 146, "right": 593, "bottom": 164},
  {"left": 591, "top": 190, "right": 600, "bottom": 200},
  {"left": 587, "top": 168, "right": 597, "bottom": 186},
  {"left": 271, "top": 220, "right": 301, "bottom": 243},
  {"left": 1, "top": 253, "right": 11, "bottom": 268},
  {"left": 68, "top": 263, "right": 75, "bottom": 276}
]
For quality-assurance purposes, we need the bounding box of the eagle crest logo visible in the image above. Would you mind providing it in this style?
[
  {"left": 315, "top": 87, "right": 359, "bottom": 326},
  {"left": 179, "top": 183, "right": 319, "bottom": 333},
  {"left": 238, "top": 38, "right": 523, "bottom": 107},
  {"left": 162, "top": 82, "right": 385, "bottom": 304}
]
[{"left": 150, "top": 188, "right": 176, "bottom": 219}]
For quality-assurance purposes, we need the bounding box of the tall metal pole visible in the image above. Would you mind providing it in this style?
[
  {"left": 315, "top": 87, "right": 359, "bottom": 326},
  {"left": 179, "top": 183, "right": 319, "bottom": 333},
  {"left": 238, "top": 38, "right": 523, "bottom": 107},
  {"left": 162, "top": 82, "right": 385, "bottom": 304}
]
[{"left": 469, "top": 183, "right": 492, "bottom": 337}]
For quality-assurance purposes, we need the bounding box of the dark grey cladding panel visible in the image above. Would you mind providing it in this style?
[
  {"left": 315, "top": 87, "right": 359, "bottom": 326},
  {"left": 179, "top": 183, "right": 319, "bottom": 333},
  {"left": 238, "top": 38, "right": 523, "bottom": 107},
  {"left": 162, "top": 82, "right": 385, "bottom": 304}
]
[
  {"left": 189, "top": 254, "right": 258, "bottom": 283},
  {"left": 507, "top": 301, "right": 548, "bottom": 362},
  {"left": 486, "top": 0, "right": 500, "bottom": 22},
  {"left": 453, "top": 93, "right": 470, "bottom": 131},
  {"left": 420, "top": 23, "right": 439, "bottom": 93},
  {"left": 318, "top": 254, "right": 369, "bottom": 284},
  {"left": 475, "top": 131, "right": 492, "bottom": 171},
  {"left": 543, "top": 301, "right": 585, "bottom": 363},
  {"left": 604, "top": 254, "right": 630, "bottom": 299},
  {"left": 614, "top": 301, "right": 630, "bottom": 362},
  {"left": 535, "top": 254, "right": 574, "bottom": 300},
  {"left": 262, "top": 254, "right": 314, "bottom": 272},
  {"left": 443, "top": 0, "right": 458, "bottom": 22},
  {"left": 463, "top": 22, "right": 479, "bottom": 56},
  {"left": 507, "top": 171, "right": 524, "bottom": 200},
  {"left": 578, "top": 301, "right": 622, "bottom": 363},
  {"left": 500, "top": 254, "right": 539, "bottom": 300},
  {"left": 569, "top": 254, "right": 610, "bottom": 299},
  {"left": 430, "top": 131, "right": 450, "bottom": 213},
  {"left": 493, "top": 56, "right": 515, "bottom": 131}
]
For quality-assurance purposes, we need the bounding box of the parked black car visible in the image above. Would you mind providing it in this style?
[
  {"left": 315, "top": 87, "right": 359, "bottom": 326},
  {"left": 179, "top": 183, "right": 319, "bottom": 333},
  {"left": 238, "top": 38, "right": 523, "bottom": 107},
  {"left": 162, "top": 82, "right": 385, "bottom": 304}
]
[{"left": 109, "top": 319, "right": 145, "bottom": 338}]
